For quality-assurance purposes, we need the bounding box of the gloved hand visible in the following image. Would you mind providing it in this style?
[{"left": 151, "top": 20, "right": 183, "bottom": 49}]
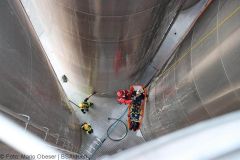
[{"left": 84, "top": 97, "right": 89, "bottom": 102}]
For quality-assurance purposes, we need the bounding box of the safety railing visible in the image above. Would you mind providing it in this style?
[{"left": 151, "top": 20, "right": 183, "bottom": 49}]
[{"left": 0, "top": 104, "right": 80, "bottom": 154}]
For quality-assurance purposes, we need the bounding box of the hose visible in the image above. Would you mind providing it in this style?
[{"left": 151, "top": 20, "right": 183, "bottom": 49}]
[
  {"left": 89, "top": 108, "right": 128, "bottom": 159},
  {"left": 107, "top": 117, "right": 128, "bottom": 141},
  {"left": 105, "top": 108, "right": 128, "bottom": 142}
]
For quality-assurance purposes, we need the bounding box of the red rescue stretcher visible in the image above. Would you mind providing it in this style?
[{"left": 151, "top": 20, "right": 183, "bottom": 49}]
[{"left": 127, "top": 85, "right": 147, "bottom": 131}]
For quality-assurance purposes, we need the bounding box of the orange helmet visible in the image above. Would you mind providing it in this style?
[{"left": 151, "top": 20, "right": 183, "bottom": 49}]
[{"left": 117, "top": 90, "right": 124, "bottom": 97}]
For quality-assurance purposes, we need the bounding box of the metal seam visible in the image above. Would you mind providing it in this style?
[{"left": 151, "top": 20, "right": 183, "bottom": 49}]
[
  {"left": 217, "top": 0, "right": 240, "bottom": 101},
  {"left": 56, "top": 2, "right": 163, "bottom": 18},
  {"left": 155, "top": 4, "right": 240, "bottom": 82}
]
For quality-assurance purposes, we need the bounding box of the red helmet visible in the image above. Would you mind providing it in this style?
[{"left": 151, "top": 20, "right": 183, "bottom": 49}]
[{"left": 117, "top": 90, "right": 124, "bottom": 97}]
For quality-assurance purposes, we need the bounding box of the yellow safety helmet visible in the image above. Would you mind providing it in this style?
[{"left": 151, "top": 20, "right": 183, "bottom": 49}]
[
  {"left": 79, "top": 103, "right": 84, "bottom": 108},
  {"left": 82, "top": 123, "right": 91, "bottom": 130}
]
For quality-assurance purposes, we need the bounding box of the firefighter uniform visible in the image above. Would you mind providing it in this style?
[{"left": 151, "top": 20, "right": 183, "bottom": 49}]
[{"left": 81, "top": 122, "right": 93, "bottom": 134}]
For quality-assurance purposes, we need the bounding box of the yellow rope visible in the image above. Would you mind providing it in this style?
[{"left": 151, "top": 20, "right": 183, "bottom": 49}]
[{"left": 153, "top": 4, "right": 240, "bottom": 84}]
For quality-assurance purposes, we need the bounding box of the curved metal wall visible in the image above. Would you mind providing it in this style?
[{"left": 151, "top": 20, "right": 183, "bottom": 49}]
[
  {"left": 141, "top": 0, "right": 240, "bottom": 140},
  {"left": 0, "top": 0, "right": 81, "bottom": 152},
  {"left": 22, "top": 0, "right": 184, "bottom": 95}
]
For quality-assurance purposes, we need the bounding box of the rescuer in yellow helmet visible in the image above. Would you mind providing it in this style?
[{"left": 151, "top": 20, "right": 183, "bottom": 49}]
[
  {"left": 81, "top": 122, "right": 93, "bottom": 134},
  {"left": 79, "top": 92, "right": 96, "bottom": 114},
  {"left": 79, "top": 97, "right": 94, "bottom": 114}
]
